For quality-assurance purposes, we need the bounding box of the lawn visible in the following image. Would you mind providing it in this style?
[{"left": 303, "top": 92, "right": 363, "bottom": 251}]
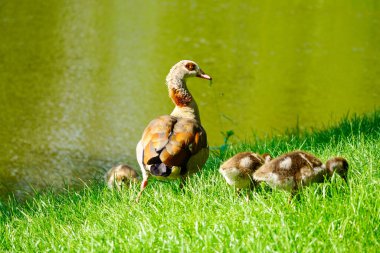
[{"left": 1, "top": 112, "right": 379, "bottom": 252}]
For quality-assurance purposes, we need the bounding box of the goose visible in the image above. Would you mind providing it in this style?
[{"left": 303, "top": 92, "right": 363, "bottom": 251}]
[
  {"left": 136, "top": 60, "right": 212, "bottom": 201},
  {"left": 105, "top": 164, "right": 139, "bottom": 190},
  {"left": 253, "top": 150, "right": 348, "bottom": 201},
  {"left": 219, "top": 152, "right": 271, "bottom": 190}
]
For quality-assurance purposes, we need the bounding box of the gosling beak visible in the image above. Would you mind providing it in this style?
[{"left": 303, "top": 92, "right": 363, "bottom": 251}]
[{"left": 196, "top": 69, "right": 212, "bottom": 80}]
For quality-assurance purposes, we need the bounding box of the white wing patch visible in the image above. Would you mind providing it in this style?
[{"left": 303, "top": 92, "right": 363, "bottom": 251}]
[
  {"left": 239, "top": 156, "right": 253, "bottom": 168},
  {"left": 279, "top": 157, "right": 292, "bottom": 170}
]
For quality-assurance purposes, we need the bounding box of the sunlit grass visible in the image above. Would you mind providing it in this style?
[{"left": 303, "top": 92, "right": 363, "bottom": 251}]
[{"left": 1, "top": 112, "right": 379, "bottom": 252}]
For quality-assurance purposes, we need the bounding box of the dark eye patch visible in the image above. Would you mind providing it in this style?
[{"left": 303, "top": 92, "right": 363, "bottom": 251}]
[{"left": 185, "top": 62, "right": 195, "bottom": 71}]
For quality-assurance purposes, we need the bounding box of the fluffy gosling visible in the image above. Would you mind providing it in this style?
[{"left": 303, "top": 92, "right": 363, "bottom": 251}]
[
  {"left": 105, "top": 164, "right": 139, "bottom": 190},
  {"left": 253, "top": 150, "right": 348, "bottom": 201},
  {"left": 219, "top": 152, "right": 271, "bottom": 199}
]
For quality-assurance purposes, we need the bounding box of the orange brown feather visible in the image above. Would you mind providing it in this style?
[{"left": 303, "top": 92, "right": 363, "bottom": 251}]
[
  {"left": 169, "top": 88, "right": 192, "bottom": 107},
  {"left": 141, "top": 116, "right": 207, "bottom": 174}
]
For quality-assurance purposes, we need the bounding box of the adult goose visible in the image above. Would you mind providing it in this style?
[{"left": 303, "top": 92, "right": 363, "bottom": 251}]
[
  {"left": 253, "top": 150, "right": 348, "bottom": 201},
  {"left": 136, "top": 60, "right": 212, "bottom": 201}
]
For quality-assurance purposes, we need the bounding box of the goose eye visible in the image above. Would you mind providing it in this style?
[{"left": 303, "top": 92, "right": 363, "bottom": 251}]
[{"left": 185, "top": 62, "right": 195, "bottom": 71}]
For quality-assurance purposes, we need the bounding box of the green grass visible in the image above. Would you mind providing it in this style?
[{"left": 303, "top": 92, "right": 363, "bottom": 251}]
[{"left": 1, "top": 112, "right": 379, "bottom": 252}]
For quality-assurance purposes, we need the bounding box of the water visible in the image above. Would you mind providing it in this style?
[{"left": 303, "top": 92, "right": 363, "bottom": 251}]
[{"left": 1, "top": 1, "right": 379, "bottom": 199}]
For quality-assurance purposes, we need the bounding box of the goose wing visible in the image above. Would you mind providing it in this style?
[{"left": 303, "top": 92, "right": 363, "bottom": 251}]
[{"left": 141, "top": 115, "right": 208, "bottom": 171}]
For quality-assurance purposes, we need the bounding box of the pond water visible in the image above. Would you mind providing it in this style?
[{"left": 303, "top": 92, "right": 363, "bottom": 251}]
[{"left": 1, "top": 1, "right": 379, "bottom": 199}]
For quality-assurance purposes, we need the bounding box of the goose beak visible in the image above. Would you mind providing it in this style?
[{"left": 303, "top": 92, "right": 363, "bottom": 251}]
[{"left": 196, "top": 69, "right": 212, "bottom": 80}]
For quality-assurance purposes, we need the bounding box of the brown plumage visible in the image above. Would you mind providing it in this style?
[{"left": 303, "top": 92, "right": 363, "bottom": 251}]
[
  {"left": 141, "top": 116, "right": 207, "bottom": 174},
  {"left": 104, "top": 164, "right": 139, "bottom": 190},
  {"left": 219, "top": 152, "right": 270, "bottom": 190},
  {"left": 136, "top": 60, "right": 212, "bottom": 201},
  {"left": 253, "top": 150, "right": 349, "bottom": 201}
]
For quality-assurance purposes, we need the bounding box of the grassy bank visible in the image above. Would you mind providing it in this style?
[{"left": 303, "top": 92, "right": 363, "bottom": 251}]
[{"left": 1, "top": 112, "right": 379, "bottom": 252}]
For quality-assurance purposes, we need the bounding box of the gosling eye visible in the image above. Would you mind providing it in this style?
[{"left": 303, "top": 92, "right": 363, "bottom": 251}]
[{"left": 185, "top": 62, "right": 196, "bottom": 71}]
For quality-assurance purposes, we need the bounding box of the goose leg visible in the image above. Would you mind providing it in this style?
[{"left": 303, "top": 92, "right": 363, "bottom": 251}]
[
  {"left": 235, "top": 188, "right": 249, "bottom": 201},
  {"left": 288, "top": 184, "right": 298, "bottom": 204},
  {"left": 245, "top": 192, "right": 250, "bottom": 202},
  {"left": 342, "top": 175, "right": 348, "bottom": 185},
  {"left": 179, "top": 176, "right": 187, "bottom": 190},
  {"left": 136, "top": 173, "right": 149, "bottom": 202},
  {"left": 288, "top": 190, "right": 298, "bottom": 204},
  {"left": 245, "top": 182, "right": 258, "bottom": 202}
]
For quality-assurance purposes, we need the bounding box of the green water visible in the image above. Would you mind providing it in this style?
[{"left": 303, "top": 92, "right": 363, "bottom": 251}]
[{"left": 0, "top": 1, "right": 379, "bottom": 199}]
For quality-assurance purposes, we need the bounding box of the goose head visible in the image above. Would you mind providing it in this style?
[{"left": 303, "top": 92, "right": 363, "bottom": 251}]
[
  {"left": 326, "top": 157, "right": 349, "bottom": 183},
  {"left": 166, "top": 60, "right": 212, "bottom": 85}
]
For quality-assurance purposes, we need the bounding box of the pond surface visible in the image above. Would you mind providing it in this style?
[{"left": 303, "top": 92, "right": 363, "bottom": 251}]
[{"left": 1, "top": 1, "right": 379, "bottom": 199}]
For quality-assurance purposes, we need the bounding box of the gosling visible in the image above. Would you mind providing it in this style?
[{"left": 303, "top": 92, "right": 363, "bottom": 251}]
[
  {"left": 253, "top": 150, "right": 348, "bottom": 201},
  {"left": 105, "top": 164, "right": 139, "bottom": 190},
  {"left": 219, "top": 152, "right": 271, "bottom": 193}
]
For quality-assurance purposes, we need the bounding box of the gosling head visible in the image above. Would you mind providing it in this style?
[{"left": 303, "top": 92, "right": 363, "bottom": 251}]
[
  {"left": 166, "top": 60, "right": 212, "bottom": 84},
  {"left": 262, "top": 153, "right": 272, "bottom": 163},
  {"left": 325, "top": 157, "right": 349, "bottom": 183}
]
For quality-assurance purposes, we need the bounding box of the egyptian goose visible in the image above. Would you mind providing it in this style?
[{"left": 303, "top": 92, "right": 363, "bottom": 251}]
[
  {"left": 219, "top": 152, "right": 271, "bottom": 191},
  {"left": 104, "top": 164, "right": 139, "bottom": 190},
  {"left": 253, "top": 150, "right": 349, "bottom": 201},
  {"left": 136, "top": 60, "right": 212, "bottom": 201}
]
